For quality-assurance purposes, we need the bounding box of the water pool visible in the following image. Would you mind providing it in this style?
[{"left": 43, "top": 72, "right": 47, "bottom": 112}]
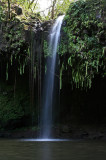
[{"left": 0, "top": 139, "right": 106, "bottom": 160}]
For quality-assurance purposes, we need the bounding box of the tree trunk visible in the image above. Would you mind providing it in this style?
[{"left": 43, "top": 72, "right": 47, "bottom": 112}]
[
  {"left": 51, "top": 0, "right": 57, "bottom": 19},
  {"left": 7, "top": 0, "right": 10, "bottom": 19}
]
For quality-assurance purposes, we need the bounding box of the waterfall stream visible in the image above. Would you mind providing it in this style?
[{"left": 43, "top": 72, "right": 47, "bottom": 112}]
[{"left": 40, "top": 15, "right": 65, "bottom": 139}]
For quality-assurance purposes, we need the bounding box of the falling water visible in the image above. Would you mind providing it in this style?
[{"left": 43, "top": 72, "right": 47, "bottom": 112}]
[{"left": 40, "top": 15, "right": 65, "bottom": 139}]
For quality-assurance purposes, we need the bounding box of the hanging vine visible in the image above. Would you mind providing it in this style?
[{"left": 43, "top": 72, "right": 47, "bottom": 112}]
[{"left": 59, "top": 0, "right": 106, "bottom": 89}]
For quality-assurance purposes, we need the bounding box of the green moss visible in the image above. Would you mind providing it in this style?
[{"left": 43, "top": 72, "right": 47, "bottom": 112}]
[
  {"left": 43, "top": 40, "right": 49, "bottom": 56},
  {"left": 0, "top": 82, "right": 30, "bottom": 129},
  {"left": 59, "top": 0, "right": 106, "bottom": 89}
]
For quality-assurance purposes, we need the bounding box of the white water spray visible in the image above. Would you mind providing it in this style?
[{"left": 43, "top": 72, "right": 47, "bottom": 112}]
[{"left": 40, "top": 15, "right": 65, "bottom": 139}]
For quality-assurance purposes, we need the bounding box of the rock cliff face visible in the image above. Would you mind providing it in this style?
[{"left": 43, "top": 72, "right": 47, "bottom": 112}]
[
  {"left": 0, "top": 2, "right": 53, "bottom": 80},
  {"left": 59, "top": 0, "right": 106, "bottom": 127},
  {"left": 0, "top": 3, "right": 53, "bottom": 130}
]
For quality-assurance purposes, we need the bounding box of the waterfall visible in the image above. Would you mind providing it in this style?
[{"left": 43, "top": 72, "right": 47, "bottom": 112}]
[{"left": 40, "top": 15, "right": 65, "bottom": 139}]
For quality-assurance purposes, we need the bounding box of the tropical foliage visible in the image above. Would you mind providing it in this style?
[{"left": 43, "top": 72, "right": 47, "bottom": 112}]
[{"left": 59, "top": 0, "right": 106, "bottom": 89}]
